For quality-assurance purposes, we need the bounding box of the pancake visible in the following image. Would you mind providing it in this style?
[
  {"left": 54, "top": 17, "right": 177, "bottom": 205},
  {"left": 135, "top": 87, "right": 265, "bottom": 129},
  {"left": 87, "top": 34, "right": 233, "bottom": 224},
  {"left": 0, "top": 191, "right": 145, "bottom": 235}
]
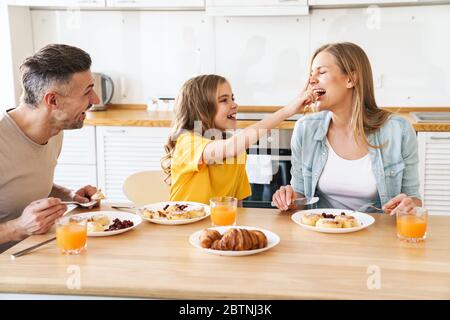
[
  {"left": 301, "top": 213, "right": 322, "bottom": 226},
  {"left": 316, "top": 218, "right": 342, "bottom": 229},
  {"left": 334, "top": 214, "right": 359, "bottom": 228}
]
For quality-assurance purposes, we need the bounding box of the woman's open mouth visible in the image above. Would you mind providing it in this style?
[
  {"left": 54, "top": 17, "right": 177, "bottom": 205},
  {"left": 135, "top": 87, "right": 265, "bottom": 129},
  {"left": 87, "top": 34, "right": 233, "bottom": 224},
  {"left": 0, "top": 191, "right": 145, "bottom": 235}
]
[{"left": 313, "top": 88, "right": 326, "bottom": 100}]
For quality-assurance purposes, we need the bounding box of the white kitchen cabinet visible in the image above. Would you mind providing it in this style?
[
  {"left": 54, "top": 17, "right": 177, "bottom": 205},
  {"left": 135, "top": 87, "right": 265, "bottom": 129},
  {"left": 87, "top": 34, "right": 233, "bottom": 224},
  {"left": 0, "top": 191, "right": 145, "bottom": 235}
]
[
  {"left": 308, "top": 0, "right": 450, "bottom": 4},
  {"left": 54, "top": 126, "right": 98, "bottom": 191},
  {"left": 96, "top": 126, "right": 170, "bottom": 202},
  {"left": 208, "top": 0, "right": 307, "bottom": 5},
  {"left": 206, "top": 0, "right": 308, "bottom": 16},
  {"left": 310, "top": 6, "right": 450, "bottom": 107},
  {"left": 54, "top": 165, "right": 97, "bottom": 191},
  {"left": 0, "top": 4, "right": 33, "bottom": 109},
  {"left": 215, "top": 15, "right": 310, "bottom": 105},
  {"left": 418, "top": 132, "right": 450, "bottom": 216},
  {"left": 308, "top": 0, "right": 418, "bottom": 5},
  {"left": 106, "top": 0, "right": 204, "bottom": 9},
  {"left": 30, "top": 10, "right": 214, "bottom": 105},
  {"left": 7, "top": 0, "right": 106, "bottom": 8},
  {"left": 58, "top": 126, "right": 97, "bottom": 165},
  {"left": 7, "top": 0, "right": 206, "bottom": 9}
]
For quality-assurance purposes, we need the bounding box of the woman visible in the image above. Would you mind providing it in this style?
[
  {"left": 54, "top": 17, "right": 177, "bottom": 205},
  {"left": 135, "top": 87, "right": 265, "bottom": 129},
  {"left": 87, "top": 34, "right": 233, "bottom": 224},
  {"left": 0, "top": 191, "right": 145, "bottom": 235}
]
[{"left": 272, "top": 42, "right": 421, "bottom": 215}]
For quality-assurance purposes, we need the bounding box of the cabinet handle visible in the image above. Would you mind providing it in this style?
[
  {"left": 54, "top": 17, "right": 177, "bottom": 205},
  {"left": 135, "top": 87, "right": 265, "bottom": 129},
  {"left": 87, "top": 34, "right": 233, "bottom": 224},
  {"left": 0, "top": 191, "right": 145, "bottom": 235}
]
[
  {"left": 115, "top": 0, "right": 136, "bottom": 3},
  {"left": 77, "top": 0, "right": 98, "bottom": 3},
  {"left": 106, "top": 129, "right": 126, "bottom": 133},
  {"left": 430, "top": 136, "right": 450, "bottom": 140}
]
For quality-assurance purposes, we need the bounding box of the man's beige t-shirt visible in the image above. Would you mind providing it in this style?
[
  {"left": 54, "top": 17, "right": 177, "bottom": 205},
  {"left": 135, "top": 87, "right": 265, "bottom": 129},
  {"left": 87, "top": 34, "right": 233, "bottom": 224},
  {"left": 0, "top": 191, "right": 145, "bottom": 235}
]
[{"left": 0, "top": 109, "right": 63, "bottom": 252}]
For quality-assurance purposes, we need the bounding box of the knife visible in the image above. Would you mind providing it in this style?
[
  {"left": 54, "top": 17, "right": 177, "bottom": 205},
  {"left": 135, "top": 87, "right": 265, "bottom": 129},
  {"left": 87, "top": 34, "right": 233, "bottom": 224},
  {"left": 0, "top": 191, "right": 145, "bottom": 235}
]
[
  {"left": 271, "top": 196, "right": 319, "bottom": 207},
  {"left": 10, "top": 237, "right": 56, "bottom": 260}
]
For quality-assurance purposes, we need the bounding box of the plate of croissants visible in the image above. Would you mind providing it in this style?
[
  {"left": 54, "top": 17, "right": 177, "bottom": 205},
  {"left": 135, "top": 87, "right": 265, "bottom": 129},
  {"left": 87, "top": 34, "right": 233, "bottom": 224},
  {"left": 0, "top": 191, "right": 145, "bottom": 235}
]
[
  {"left": 189, "top": 226, "right": 280, "bottom": 256},
  {"left": 291, "top": 209, "right": 375, "bottom": 233}
]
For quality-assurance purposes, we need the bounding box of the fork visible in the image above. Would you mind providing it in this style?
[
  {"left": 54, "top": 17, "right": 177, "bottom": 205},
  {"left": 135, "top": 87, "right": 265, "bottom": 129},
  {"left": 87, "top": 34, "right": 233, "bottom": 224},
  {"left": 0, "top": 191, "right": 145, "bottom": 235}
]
[
  {"left": 360, "top": 203, "right": 384, "bottom": 213},
  {"left": 61, "top": 200, "right": 98, "bottom": 208}
]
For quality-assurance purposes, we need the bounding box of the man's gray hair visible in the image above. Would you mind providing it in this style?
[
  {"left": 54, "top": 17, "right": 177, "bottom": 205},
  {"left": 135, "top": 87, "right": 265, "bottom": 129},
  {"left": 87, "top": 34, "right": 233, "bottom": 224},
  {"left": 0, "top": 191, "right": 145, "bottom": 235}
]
[{"left": 20, "top": 44, "right": 92, "bottom": 107}]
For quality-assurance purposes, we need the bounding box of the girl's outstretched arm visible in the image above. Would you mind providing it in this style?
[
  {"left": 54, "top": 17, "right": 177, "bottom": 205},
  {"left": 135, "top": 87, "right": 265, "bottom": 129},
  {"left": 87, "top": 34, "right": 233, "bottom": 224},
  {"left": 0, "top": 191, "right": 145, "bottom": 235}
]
[{"left": 202, "top": 87, "right": 314, "bottom": 164}]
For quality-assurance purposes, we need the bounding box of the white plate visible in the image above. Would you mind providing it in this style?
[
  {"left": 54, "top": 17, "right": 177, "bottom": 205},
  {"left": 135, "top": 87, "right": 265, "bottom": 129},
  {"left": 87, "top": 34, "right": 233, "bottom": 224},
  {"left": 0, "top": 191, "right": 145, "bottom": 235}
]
[
  {"left": 189, "top": 226, "right": 280, "bottom": 256},
  {"left": 139, "top": 201, "right": 211, "bottom": 225},
  {"left": 291, "top": 209, "right": 375, "bottom": 234},
  {"left": 71, "top": 211, "right": 142, "bottom": 237}
]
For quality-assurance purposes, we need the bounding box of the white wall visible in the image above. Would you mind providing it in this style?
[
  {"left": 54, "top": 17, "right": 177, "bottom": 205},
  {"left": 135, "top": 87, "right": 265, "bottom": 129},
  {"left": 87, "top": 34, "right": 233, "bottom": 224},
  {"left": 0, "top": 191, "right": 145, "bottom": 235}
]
[
  {"left": 0, "top": 2, "right": 15, "bottom": 109},
  {"left": 0, "top": 4, "right": 34, "bottom": 109},
  {"left": 18, "top": 4, "right": 450, "bottom": 107}
]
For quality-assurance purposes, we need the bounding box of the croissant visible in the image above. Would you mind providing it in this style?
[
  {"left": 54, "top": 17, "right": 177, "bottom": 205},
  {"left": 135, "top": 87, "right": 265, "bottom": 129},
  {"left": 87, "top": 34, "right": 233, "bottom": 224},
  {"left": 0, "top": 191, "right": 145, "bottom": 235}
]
[
  {"left": 200, "top": 229, "right": 222, "bottom": 248},
  {"left": 209, "top": 228, "right": 268, "bottom": 251},
  {"left": 250, "top": 230, "right": 268, "bottom": 249}
]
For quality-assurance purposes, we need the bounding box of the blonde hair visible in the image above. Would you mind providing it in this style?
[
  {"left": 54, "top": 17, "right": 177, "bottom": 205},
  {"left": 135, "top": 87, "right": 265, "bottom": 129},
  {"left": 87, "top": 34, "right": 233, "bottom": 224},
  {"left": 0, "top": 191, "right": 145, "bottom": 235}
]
[
  {"left": 311, "top": 42, "right": 391, "bottom": 148},
  {"left": 161, "top": 74, "right": 227, "bottom": 183}
]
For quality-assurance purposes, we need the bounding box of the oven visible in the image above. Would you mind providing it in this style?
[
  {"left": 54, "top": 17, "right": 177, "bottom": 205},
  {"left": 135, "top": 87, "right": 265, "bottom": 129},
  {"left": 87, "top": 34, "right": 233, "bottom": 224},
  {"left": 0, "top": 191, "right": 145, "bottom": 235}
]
[{"left": 242, "top": 128, "right": 294, "bottom": 208}]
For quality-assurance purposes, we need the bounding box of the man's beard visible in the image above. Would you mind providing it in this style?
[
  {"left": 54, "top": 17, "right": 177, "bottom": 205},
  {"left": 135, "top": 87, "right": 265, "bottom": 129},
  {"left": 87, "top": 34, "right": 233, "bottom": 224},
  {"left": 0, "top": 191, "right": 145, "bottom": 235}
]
[
  {"left": 66, "top": 119, "right": 84, "bottom": 129},
  {"left": 59, "top": 114, "right": 84, "bottom": 130},
  {"left": 55, "top": 104, "right": 91, "bottom": 130}
]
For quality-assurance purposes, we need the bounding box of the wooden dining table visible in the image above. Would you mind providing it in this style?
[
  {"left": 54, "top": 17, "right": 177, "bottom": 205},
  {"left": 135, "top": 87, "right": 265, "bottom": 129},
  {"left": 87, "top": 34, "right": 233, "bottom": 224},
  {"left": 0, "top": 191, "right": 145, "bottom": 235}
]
[{"left": 1, "top": 205, "right": 450, "bottom": 299}]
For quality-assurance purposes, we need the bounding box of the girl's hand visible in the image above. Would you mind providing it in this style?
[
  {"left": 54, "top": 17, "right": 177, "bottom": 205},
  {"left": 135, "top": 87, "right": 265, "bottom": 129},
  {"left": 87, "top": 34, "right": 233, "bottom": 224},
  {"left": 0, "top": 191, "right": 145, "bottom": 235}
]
[
  {"left": 272, "top": 185, "right": 298, "bottom": 211},
  {"left": 283, "top": 83, "right": 315, "bottom": 117}
]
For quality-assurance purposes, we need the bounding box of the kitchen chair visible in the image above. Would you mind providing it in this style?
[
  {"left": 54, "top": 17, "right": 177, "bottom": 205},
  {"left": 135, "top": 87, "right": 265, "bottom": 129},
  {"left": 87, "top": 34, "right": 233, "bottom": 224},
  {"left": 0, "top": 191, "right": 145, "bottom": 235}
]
[{"left": 123, "top": 170, "right": 170, "bottom": 206}]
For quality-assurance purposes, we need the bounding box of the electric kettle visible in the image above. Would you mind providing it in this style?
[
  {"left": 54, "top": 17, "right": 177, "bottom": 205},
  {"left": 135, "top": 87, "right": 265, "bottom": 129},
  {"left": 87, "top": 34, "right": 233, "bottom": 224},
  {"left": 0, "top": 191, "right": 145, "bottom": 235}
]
[{"left": 90, "top": 72, "right": 114, "bottom": 111}]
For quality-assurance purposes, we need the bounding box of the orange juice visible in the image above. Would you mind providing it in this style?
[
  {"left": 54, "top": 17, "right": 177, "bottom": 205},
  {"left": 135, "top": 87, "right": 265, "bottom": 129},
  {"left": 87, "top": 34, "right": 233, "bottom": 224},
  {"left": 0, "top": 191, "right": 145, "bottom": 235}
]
[
  {"left": 211, "top": 205, "right": 237, "bottom": 226},
  {"left": 56, "top": 221, "right": 87, "bottom": 254},
  {"left": 397, "top": 215, "right": 427, "bottom": 239}
]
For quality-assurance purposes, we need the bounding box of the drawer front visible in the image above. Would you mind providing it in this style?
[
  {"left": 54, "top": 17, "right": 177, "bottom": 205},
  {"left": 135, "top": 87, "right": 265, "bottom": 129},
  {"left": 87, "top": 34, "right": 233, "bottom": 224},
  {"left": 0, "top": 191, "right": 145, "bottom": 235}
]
[
  {"left": 419, "top": 132, "right": 450, "bottom": 216},
  {"left": 96, "top": 126, "right": 170, "bottom": 202}
]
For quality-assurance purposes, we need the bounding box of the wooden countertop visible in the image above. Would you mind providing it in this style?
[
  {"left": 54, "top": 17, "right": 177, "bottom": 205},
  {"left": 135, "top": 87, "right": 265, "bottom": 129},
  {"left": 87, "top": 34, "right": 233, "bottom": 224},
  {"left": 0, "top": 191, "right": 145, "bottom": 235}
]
[
  {"left": 84, "top": 105, "right": 296, "bottom": 129},
  {"left": 85, "top": 105, "right": 450, "bottom": 131},
  {"left": 1, "top": 205, "right": 450, "bottom": 299}
]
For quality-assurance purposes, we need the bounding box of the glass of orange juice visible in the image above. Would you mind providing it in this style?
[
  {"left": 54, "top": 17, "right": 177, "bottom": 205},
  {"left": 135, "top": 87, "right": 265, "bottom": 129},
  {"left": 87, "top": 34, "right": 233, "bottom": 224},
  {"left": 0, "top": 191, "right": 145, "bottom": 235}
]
[
  {"left": 396, "top": 207, "right": 428, "bottom": 243},
  {"left": 56, "top": 216, "right": 88, "bottom": 254},
  {"left": 210, "top": 196, "right": 237, "bottom": 226}
]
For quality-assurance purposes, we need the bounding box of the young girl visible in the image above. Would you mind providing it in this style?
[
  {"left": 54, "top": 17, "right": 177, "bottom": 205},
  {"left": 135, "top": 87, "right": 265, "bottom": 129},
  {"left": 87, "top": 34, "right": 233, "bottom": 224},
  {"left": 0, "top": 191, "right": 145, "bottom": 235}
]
[{"left": 161, "top": 74, "right": 313, "bottom": 205}]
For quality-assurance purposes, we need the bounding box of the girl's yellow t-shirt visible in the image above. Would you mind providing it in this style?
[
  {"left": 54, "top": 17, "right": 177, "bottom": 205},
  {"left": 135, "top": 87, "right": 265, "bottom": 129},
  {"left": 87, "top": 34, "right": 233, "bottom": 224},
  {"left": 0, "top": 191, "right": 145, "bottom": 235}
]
[{"left": 170, "top": 132, "right": 252, "bottom": 205}]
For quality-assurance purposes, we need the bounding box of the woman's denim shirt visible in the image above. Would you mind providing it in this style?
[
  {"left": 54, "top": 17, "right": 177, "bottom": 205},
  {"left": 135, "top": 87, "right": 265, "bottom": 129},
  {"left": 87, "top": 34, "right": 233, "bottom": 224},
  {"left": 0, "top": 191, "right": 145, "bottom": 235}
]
[{"left": 290, "top": 111, "right": 421, "bottom": 209}]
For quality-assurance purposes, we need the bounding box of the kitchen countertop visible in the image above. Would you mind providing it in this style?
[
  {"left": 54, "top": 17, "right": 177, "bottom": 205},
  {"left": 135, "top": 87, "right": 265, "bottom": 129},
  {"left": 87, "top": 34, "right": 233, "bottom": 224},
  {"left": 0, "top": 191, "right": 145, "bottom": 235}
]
[
  {"left": 85, "top": 105, "right": 450, "bottom": 131},
  {"left": 1, "top": 205, "right": 450, "bottom": 299}
]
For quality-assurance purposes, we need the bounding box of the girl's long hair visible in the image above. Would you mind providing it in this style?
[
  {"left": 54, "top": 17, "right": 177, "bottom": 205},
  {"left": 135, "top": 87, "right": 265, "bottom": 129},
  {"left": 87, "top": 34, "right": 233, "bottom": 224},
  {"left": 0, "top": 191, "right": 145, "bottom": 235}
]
[
  {"left": 311, "top": 42, "right": 391, "bottom": 148},
  {"left": 161, "top": 74, "right": 227, "bottom": 184}
]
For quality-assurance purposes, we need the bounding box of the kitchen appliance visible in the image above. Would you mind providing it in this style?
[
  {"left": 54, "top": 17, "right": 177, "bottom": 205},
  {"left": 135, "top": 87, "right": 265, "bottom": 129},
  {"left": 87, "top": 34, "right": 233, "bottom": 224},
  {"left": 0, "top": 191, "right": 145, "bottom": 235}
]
[
  {"left": 243, "top": 126, "right": 294, "bottom": 209},
  {"left": 411, "top": 112, "right": 450, "bottom": 123},
  {"left": 90, "top": 72, "right": 114, "bottom": 111}
]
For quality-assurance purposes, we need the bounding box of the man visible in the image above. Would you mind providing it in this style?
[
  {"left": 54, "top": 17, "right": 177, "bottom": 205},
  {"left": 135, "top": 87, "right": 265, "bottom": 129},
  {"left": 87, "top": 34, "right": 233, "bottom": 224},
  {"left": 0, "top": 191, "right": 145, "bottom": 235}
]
[{"left": 0, "top": 44, "right": 101, "bottom": 253}]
